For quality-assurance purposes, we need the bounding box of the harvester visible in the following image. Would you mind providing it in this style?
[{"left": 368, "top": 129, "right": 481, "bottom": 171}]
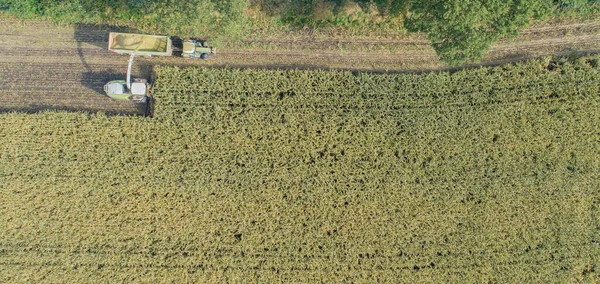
[{"left": 103, "top": 53, "right": 148, "bottom": 104}]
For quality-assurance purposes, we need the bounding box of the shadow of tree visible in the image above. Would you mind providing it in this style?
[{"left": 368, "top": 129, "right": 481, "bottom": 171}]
[{"left": 470, "top": 48, "right": 600, "bottom": 68}]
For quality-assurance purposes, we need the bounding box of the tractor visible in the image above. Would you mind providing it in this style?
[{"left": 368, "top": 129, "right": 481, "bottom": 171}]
[{"left": 182, "top": 39, "right": 216, "bottom": 60}]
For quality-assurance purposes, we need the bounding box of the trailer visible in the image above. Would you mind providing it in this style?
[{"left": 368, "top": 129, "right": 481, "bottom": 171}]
[{"left": 108, "top": 32, "right": 173, "bottom": 56}]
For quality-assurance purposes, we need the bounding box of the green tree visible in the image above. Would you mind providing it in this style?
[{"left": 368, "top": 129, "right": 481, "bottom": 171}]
[{"left": 404, "top": 0, "right": 552, "bottom": 65}]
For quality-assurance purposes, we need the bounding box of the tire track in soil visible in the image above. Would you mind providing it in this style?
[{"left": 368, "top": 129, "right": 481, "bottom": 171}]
[
  {"left": 522, "top": 20, "right": 600, "bottom": 34},
  {"left": 243, "top": 20, "right": 600, "bottom": 50},
  {"left": 226, "top": 33, "right": 600, "bottom": 56}
]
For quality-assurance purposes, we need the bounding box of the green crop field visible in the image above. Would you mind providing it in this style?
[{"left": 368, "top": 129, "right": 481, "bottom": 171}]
[{"left": 1, "top": 57, "right": 600, "bottom": 282}]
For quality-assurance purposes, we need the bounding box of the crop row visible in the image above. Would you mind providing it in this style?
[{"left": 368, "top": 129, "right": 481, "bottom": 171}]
[
  {"left": 152, "top": 59, "right": 600, "bottom": 119},
  {"left": 153, "top": 59, "right": 598, "bottom": 95}
]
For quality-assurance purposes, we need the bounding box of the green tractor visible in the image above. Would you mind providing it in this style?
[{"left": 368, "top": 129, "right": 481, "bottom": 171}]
[{"left": 182, "top": 39, "right": 216, "bottom": 60}]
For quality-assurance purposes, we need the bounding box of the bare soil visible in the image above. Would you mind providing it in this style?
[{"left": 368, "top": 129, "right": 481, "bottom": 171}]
[{"left": 1, "top": 17, "right": 599, "bottom": 115}]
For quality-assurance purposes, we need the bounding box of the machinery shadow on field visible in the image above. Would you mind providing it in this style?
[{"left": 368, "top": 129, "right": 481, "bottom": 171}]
[
  {"left": 80, "top": 70, "right": 127, "bottom": 94},
  {"left": 74, "top": 23, "right": 142, "bottom": 50},
  {"left": 74, "top": 23, "right": 142, "bottom": 73},
  {"left": 73, "top": 23, "right": 151, "bottom": 116},
  {"left": 76, "top": 69, "right": 152, "bottom": 116},
  {"left": 79, "top": 64, "right": 154, "bottom": 95}
]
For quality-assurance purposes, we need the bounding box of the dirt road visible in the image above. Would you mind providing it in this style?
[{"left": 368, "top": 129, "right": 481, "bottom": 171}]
[{"left": 1, "top": 17, "right": 600, "bottom": 115}]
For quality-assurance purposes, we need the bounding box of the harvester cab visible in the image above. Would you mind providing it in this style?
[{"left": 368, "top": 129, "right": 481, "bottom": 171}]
[
  {"left": 181, "top": 40, "right": 215, "bottom": 60},
  {"left": 103, "top": 53, "right": 148, "bottom": 103}
]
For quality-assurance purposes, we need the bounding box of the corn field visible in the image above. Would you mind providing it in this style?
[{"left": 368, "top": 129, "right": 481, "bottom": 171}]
[{"left": 1, "top": 57, "right": 599, "bottom": 282}]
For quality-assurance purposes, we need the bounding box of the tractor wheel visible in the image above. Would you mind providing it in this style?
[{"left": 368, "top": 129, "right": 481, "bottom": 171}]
[{"left": 200, "top": 53, "right": 209, "bottom": 60}]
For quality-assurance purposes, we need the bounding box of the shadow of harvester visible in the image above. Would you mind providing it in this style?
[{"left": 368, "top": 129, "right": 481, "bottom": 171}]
[{"left": 74, "top": 23, "right": 152, "bottom": 116}]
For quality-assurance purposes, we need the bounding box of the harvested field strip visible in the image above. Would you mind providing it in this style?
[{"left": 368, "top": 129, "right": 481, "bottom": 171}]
[
  {"left": 1, "top": 57, "right": 600, "bottom": 282},
  {"left": 246, "top": 26, "right": 600, "bottom": 51},
  {"left": 0, "top": 47, "right": 113, "bottom": 56},
  {"left": 0, "top": 84, "right": 106, "bottom": 91},
  {"left": 0, "top": 103, "right": 143, "bottom": 115},
  {"left": 0, "top": 95, "right": 121, "bottom": 103},
  {"left": 0, "top": 63, "right": 142, "bottom": 76}
]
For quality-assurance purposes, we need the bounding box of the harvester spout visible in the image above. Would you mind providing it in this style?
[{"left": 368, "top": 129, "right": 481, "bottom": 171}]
[{"left": 127, "top": 53, "right": 135, "bottom": 90}]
